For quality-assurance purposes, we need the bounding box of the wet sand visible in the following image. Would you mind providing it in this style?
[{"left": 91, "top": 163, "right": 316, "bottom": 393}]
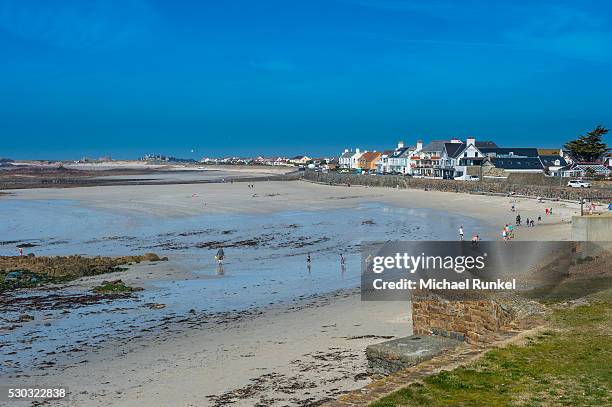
[
  {"left": 38, "top": 289, "right": 411, "bottom": 407},
  {"left": 8, "top": 179, "right": 577, "bottom": 240},
  {"left": 0, "top": 180, "right": 576, "bottom": 406}
]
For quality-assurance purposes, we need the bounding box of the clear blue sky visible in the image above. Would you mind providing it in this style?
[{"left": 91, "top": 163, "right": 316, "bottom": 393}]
[{"left": 1, "top": 0, "right": 611, "bottom": 159}]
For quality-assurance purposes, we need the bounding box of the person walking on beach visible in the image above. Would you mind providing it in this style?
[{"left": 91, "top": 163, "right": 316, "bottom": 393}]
[
  {"left": 215, "top": 248, "right": 225, "bottom": 265},
  {"left": 549, "top": 207, "right": 553, "bottom": 215},
  {"left": 340, "top": 253, "right": 345, "bottom": 266},
  {"left": 458, "top": 226, "right": 464, "bottom": 241},
  {"left": 471, "top": 234, "right": 479, "bottom": 245},
  {"left": 545, "top": 207, "right": 549, "bottom": 216},
  {"left": 516, "top": 214, "right": 521, "bottom": 226},
  {"left": 19, "top": 247, "right": 23, "bottom": 257},
  {"left": 511, "top": 203, "right": 515, "bottom": 212},
  {"left": 307, "top": 253, "right": 311, "bottom": 266}
]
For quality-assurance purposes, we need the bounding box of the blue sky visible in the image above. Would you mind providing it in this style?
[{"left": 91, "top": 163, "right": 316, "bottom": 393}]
[{"left": 1, "top": 0, "right": 611, "bottom": 159}]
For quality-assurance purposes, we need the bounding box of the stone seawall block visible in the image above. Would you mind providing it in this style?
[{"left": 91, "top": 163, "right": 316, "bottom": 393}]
[
  {"left": 412, "top": 299, "right": 514, "bottom": 344},
  {"left": 366, "top": 335, "right": 461, "bottom": 375}
]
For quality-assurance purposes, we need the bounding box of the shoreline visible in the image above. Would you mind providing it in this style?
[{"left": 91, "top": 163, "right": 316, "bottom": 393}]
[
  {"left": 4, "top": 180, "right": 577, "bottom": 235},
  {"left": 0, "top": 179, "right": 576, "bottom": 406}
]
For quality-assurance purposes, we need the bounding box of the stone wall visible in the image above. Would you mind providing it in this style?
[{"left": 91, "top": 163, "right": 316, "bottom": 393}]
[
  {"left": 412, "top": 298, "right": 514, "bottom": 344},
  {"left": 303, "top": 170, "right": 608, "bottom": 201}
]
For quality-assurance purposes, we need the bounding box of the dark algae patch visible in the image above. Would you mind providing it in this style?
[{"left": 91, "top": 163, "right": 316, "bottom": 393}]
[
  {"left": 0, "top": 253, "right": 165, "bottom": 292},
  {"left": 92, "top": 279, "right": 144, "bottom": 293}
]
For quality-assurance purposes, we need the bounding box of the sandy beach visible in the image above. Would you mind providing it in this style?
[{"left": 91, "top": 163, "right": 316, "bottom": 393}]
[
  {"left": 8, "top": 179, "right": 577, "bottom": 239},
  {"left": 1, "top": 179, "right": 577, "bottom": 406}
]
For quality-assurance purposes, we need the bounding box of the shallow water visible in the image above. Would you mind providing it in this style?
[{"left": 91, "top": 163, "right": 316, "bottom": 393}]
[{"left": 0, "top": 199, "right": 487, "bottom": 375}]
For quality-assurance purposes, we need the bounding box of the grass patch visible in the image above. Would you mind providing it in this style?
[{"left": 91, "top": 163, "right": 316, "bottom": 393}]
[{"left": 370, "top": 290, "right": 612, "bottom": 407}]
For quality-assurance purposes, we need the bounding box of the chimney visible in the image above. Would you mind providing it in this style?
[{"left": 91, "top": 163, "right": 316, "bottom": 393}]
[
  {"left": 466, "top": 137, "right": 476, "bottom": 146},
  {"left": 416, "top": 140, "right": 423, "bottom": 150},
  {"left": 397, "top": 140, "right": 405, "bottom": 149},
  {"left": 355, "top": 148, "right": 360, "bottom": 154},
  {"left": 344, "top": 149, "right": 349, "bottom": 153}
]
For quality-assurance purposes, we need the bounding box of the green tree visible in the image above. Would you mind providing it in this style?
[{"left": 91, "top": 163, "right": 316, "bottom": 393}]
[{"left": 564, "top": 126, "right": 609, "bottom": 162}]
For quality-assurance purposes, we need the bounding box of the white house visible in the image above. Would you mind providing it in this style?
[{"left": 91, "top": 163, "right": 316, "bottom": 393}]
[
  {"left": 445, "top": 138, "right": 488, "bottom": 179},
  {"left": 412, "top": 140, "right": 449, "bottom": 178},
  {"left": 349, "top": 148, "right": 364, "bottom": 169},
  {"left": 377, "top": 149, "right": 396, "bottom": 173},
  {"left": 558, "top": 162, "right": 611, "bottom": 178},
  {"left": 339, "top": 149, "right": 353, "bottom": 168},
  {"left": 378, "top": 141, "right": 414, "bottom": 174},
  {"left": 338, "top": 148, "right": 364, "bottom": 169}
]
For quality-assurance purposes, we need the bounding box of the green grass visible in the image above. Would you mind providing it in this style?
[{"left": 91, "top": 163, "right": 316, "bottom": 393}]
[{"left": 370, "top": 290, "right": 612, "bottom": 407}]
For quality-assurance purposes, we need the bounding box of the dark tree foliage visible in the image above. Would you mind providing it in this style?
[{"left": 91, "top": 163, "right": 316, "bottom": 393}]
[{"left": 564, "top": 126, "right": 609, "bottom": 162}]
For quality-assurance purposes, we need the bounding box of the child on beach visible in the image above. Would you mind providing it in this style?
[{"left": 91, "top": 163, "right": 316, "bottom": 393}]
[{"left": 471, "top": 234, "right": 479, "bottom": 245}]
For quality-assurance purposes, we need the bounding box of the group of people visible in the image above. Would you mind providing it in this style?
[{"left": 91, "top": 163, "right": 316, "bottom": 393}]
[
  {"left": 247, "top": 184, "right": 255, "bottom": 188},
  {"left": 501, "top": 223, "right": 514, "bottom": 242},
  {"left": 502, "top": 202, "right": 554, "bottom": 240},
  {"left": 458, "top": 226, "right": 480, "bottom": 244},
  {"left": 524, "top": 215, "right": 541, "bottom": 227}
]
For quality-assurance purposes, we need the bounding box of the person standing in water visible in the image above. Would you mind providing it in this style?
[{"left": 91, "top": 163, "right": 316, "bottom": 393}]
[{"left": 215, "top": 248, "right": 225, "bottom": 264}]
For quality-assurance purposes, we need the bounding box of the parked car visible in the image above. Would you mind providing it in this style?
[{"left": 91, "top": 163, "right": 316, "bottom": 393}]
[{"left": 567, "top": 180, "right": 591, "bottom": 188}]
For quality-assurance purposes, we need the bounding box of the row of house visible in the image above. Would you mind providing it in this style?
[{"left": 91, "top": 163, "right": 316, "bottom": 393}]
[
  {"left": 339, "top": 138, "right": 611, "bottom": 179},
  {"left": 201, "top": 155, "right": 339, "bottom": 168},
  {"left": 201, "top": 156, "right": 306, "bottom": 166}
]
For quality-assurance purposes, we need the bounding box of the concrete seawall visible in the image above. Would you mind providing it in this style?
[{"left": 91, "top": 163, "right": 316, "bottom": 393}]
[
  {"left": 572, "top": 215, "right": 612, "bottom": 241},
  {"left": 303, "top": 170, "right": 609, "bottom": 201}
]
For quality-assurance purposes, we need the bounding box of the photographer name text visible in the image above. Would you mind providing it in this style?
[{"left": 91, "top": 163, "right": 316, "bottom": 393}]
[{"left": 372, "top": 278, "right": 516, "bottom": 291}]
